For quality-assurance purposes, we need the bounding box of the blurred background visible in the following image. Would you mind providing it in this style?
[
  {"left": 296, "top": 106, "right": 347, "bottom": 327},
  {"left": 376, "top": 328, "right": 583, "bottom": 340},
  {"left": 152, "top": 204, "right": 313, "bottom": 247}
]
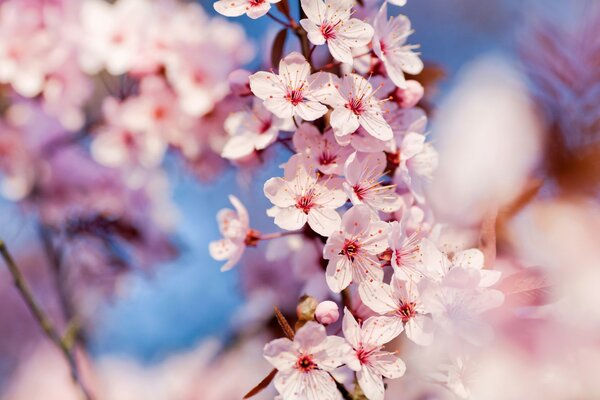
[{"left": 1, "top": 0, "right": 598, "bottom": 398}]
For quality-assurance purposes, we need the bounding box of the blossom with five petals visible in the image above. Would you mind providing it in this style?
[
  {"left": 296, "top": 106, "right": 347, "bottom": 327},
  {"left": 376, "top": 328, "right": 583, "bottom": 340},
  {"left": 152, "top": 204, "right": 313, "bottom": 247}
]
[
  {"left": 343, "top": 308, "right": 406, "bottom": 400},
  {"left": 372, "top": 3, "right": 423, "bottom": 89},
  {"left": 264, "top": 155, "right": 347, "bottom": 236},
  {"left": 264, "top": 321, "right": 353, "bottom": 400},
  {"left": 327, "top": 73, "right": 393, "bottom": 140},
  {"left": 249, "top": 52, "right": 336, "bottom": 121},
  {"left": 299, "top": 0, "right": 374, "bottom": 64},
  {"left": 323, "top": 204, "right": 389, "bottom": 293}
]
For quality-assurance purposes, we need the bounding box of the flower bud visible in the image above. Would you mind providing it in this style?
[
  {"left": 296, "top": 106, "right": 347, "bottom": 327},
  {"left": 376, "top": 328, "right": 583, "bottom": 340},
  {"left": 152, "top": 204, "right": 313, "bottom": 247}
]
[
  {"left": 228, "top": 69, "right": 252, "bottom": 96},
  {"left": 315, "top": 301, "right": 339, "bottom": 325},
  {"left": 395, "top": 80, "right": 424, "bottom": 109},
  {"left": 296, "top": 296, "right": 318, "bottom": 322}
]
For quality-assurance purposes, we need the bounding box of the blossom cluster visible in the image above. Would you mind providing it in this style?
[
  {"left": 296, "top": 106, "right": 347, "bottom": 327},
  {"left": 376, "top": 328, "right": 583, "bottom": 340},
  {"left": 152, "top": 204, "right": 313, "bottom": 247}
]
[{"left": 209, "top": 0, "right": 505, "bottom": 398}]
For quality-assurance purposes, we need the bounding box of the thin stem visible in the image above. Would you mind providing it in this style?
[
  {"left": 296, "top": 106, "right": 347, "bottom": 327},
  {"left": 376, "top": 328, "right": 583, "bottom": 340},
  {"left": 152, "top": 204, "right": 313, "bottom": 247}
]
[
  {"left": 0, "top": 240, "right": 93, "bottom": 400},
  {"left": 267, "top": 12, "right": 291, "bottom": 28}
]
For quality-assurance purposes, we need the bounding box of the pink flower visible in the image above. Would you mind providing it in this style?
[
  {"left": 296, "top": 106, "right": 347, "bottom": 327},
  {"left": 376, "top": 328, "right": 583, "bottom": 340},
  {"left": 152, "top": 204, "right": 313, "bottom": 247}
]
[
  {"left": 228, "top": 69, "right": 252, "bottom": 96},
  {"left": 393, "top": 132, "right": 438, "bottom": 203},
  {"left": 342, "top": 308, "right": 406, "bottom": 400},
  {"left": 421, "top": 273, "right": 504, "bottom": 346},
  {"left": 315, "top": 300, "right": 340, "bottom": 325},
  {"left": 222, "top": 99, "right": 294, "bottom": 160},
  {"left": 264, "top": 155, "right": 347, "bottom": 236},
  {"left": 387, "top": 220, "right": 423, "bottom": 281},
  {"left": 90, "top": 97, "right": 168, "bottom": 171},
  {"left": 394, "top": 80, "right": 424, "bottom": 108},
  {"left": 79, "top": 0, "right": 149, "bottom": 75},
  {"left": 249, "top": 52, "right": 336, "bottom": 121},
  {"left": 214, "top": 0, "right": 281, "bottom": 19},
  {"left": 419, "top": 239, "right": 501, "bottom": 287},
  {"left": 208, "top": 195, "right": 250, "bottom": 271},
  {"left": 343, "top": 152, "right": 402, "bottom": 213},
  {"left": 323, "top": 204, "right": 388, "bottom": 293},
  {"left": 292, "top": 123, "right": 353, "bottom": 175},
  {"left": 328, "top": 73, "right": 393, "bottom": 140},
  {"left": 358, "top": 276, "right": 434, "bottom": 346},
  {"left": 299, "top": 0, "right": 374, "bottom": 64},
  {"left": 372, "top": 3, "right": 423, "bottom": 89},
  {"left": 263, "top": 321, "right": 353, "bottom": 400}
]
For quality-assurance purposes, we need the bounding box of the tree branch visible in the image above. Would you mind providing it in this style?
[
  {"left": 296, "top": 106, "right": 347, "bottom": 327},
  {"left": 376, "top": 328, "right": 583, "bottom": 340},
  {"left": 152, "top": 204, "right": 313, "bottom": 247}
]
[{"left": 0, "top": 240, "right": 94, "bottom": 400}]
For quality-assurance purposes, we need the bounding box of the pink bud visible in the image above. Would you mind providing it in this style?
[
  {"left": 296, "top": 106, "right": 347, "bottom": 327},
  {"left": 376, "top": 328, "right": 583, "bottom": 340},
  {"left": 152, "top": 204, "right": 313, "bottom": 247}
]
[
  {"left": 395, "top": 80, "right": 424, "bottom": 109},
  {"left": 228, "top": 69, "right": 252, "bottom": 96},
  {"left": 315, "top": 301, "right": 339, "bottom": 325}
]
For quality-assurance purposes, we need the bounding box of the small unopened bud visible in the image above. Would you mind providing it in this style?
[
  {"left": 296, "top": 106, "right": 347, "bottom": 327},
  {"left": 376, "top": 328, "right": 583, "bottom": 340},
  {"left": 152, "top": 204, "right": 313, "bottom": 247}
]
[
  {"left": 228, "top": 69, "right": 252, "bottom": 96},
  {"left": 395, "top": 80, "right": 424, "bottom": 109},
  {"left": 296, "top": 296, "right": 318, "bottom": 322},
  {"left": 315, "top": 301, "right": 339, "bottom": 325}
]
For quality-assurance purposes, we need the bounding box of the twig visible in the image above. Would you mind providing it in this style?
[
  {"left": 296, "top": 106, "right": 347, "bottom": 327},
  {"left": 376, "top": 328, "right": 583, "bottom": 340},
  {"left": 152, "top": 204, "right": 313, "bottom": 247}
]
[
  {"left": 267, "top": 12, "right": 292, "bottom": 28},
  {"left": 0, "top": 240, "right": 93, "bottom": 400}
]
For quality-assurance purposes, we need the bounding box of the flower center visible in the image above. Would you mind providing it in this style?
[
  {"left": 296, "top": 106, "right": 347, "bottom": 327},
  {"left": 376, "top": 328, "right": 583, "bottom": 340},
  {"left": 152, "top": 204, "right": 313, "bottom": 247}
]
[
  {"left": 353, "top": 184, "right": 368, "bottom": 200},
  {"left": 356, "top": 346, "right": 375, "bottom": 365},
  {"left": 296, "top": 354, "right": 316, "bottom": 372},
  {"left": 296, "top": 191, "right": 316, "bottom": 214},
  {"left": 318, "top": 150, "right": 336, "bottom": 166},
  {"left": 341, "top": 239, "right": 360, "bottom": 260},
  {"left": 320, "top": 22, "right": 338, "bottom": 40},
  {"left": 397, "top": 300, "right": 417, "bottom": 323},
  {"left": 345, "top": 97, "right": 365, "bottom": 115},
  {"left": 248, "top": 0, "right": 266, "bottom": 6},
  {"left": 285, "top": 88, "right": 304, "bottom": 106}
]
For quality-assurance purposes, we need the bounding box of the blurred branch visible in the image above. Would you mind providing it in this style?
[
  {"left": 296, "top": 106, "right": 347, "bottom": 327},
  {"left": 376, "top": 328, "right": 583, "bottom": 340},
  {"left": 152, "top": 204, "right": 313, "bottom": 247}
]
[{"left": 0, "top": 240, "right": 94, "bottom": 400}]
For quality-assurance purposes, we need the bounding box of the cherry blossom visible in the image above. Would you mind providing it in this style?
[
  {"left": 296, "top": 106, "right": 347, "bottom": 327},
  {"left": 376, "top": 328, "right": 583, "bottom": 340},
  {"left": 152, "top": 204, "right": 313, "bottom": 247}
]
[
  {"left": 327, "top": 73, "right": 393, "bottom": 140},
  {"left": 292, "top": 123, "right": 353, "bottom": 175},
  {"left": 263, "top": 321, "right": 353, "bottom": 400},
  {"left": 208, "top": 195, "right": 251, "bottom": 271},
  {"left": 222, "top": 100, "right": 294, "bottom": 160},
  {"left": 387, "top": 220, "right": 424, "bottom": 281},
  {"left": 213, "top": 0, "right": 281, "bottom": 20},
  {"left": 90, "top": 97, "right": 168, "bottom": 172},
  {"left": 372, "top": 3, "right": 423, "bottom": 89},
  {"left": 359, "top": 276, "right": 434, "bottom": 346},
  {"left": 249, "top": 52, "right": 336, "bottom": 121},
  {"left": 394, "top": 131, "right": 438, "bottom": 203},
  {"left": 343, "top": 308, "right": 406, "bottom": 400},
  {"left": 264, "top": 155, "right": 347, "bottom": 236},
  {"left": 323, "top": 204, "right": 389, "bottom": 293},
  {"left": 315, "top": 301, "right": 340, "bottom": 325},
  {"left": 299, "top": 0, "right": 374, "bottom": 64},
  {"left": 343, "top": 151, "right": 403, "bottom": 213}
]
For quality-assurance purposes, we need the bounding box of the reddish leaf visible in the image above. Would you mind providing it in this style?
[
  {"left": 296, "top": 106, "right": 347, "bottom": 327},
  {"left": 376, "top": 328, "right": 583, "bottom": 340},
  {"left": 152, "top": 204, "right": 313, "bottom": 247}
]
[
  {"left": 243, "top": 368, "right": 277, "bottom": 399},
  {"left": 498, "top": 267, "right": 553, "bottom": 307},
  {"left": 274, "top": 306, "right": 295, "bottom": 340},
  {"left": 275, "top": 0, "right": 291, "bottom": 20},
  {"left": 271, "top": 28, "right": 288, "bottom": 69}
]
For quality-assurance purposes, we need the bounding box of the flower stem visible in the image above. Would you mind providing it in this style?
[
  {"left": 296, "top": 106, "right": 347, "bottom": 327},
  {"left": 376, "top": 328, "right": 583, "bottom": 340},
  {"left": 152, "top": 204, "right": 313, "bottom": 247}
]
[{"left": 0, "top": 240, "right": 94, "bottom": 400}]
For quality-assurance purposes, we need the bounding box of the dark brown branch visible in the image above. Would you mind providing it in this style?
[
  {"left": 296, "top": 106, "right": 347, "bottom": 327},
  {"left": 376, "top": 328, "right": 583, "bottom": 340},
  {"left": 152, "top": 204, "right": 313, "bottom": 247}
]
[{"left": 0, "top": 240, "right": 93, "bottom": 400}]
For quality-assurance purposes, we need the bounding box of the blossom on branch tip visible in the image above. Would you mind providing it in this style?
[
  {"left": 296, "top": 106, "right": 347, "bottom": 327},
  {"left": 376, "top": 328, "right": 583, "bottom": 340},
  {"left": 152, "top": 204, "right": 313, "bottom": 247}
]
[
  {"left": 249, "top": 52, "right": 337, "bottom": 121},
  {"left": 209, "top": 195, "right": 251, "bottom": 271},
  {"left": 372, "top": 3, "right": 423, "bottom": 89},
  {"left": 300, "top": 0, "right": 374, "bottom": 64}
]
